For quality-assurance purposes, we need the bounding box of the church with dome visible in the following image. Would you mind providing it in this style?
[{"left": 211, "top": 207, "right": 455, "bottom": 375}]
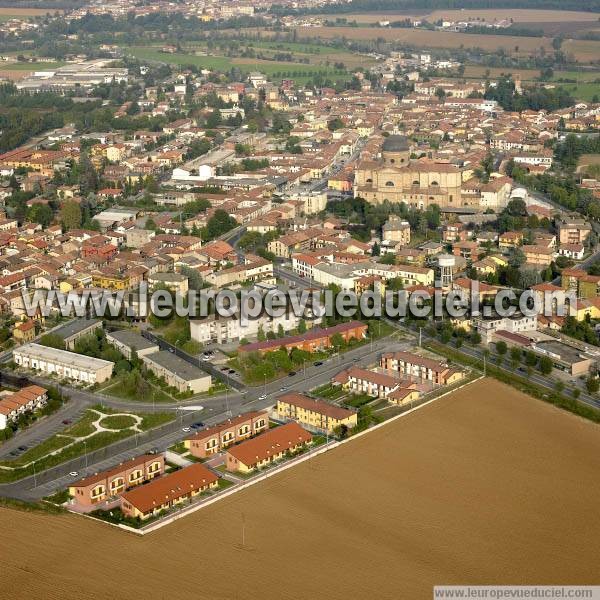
[{"left": 353, "top": 135, "right": 464, "bottom": 209}]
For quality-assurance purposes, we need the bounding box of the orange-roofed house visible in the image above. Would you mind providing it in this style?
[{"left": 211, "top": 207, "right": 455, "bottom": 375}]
[
  {"left": 225, "top": 422, "right": 312, "bottom": 474},
  {"left": 121, "top": 462, "right": 218, "bottom": 521},
  {"left": 276, "top": 392, "right": 357, "bottom": 433}
]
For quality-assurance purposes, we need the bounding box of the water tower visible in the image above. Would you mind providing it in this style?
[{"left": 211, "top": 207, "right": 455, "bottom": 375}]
[{"left": 437, "top": 254, "right": 456, "bottom": 289}]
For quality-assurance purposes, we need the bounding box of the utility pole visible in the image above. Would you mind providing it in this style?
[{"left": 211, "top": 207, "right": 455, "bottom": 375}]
[
  {"left": 419, "top": 327, "right": 422, "bottom": 347},
  {"left": 32, "top": 461, "right": 37, "bottom": 488}
]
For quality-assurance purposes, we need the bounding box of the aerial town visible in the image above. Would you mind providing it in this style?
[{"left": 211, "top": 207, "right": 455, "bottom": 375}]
[{"left": 0, "top": 1, "right": 599, "bottom": 598}]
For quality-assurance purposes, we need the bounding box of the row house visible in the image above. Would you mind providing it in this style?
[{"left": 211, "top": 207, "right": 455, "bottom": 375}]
[
  {"left": 0, "top": 385, "right": 47, "bottom": 430},
  {"left": 69, "top": 454, "right": 165, "bottom": 508},
  {"left": 380, "top": 351, "right": 464, "bottom": 386},
  {"left": 184, "top": 410, "right": 269, "bottom": 459}
]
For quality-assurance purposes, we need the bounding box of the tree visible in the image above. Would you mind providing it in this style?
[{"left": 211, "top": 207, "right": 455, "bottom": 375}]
[
  {"left": 297, "top": 319, "right": 307, "bottom": 334},
  {"left": 525, "top": 351, "right": 538, "bottom": 368},
  {"left": 539, "top": 355, "right": 553, "bottom": 375},
  {"left": 495, "top": 340, "right": 507, "bottom": 359},
  {"left": 510, "top": 346, "right": 521, "bottom": 367},
  {"left": 27, "top": 203, "right": 53, "bottom": 227},
  {"left": 39, "top": 333, "right": 65, "bottom": 350},
  {"left": 60, "top": 200, "right": 82, "bottom": 231},
  {"left": 203, "top": 209, "right": 237, "bottom": 241},
  {"left": 327, "top": 117, "right": 344, "bottom": 131},
  {"left": 470, "top": 331, "right": 481, "bottom": 345},
  {"left": 585, "top": 376, "right": 599, "bottom": 394},
  {"left": 277, "top": 324, "right": 285, "bottom": 338},
  {"left": 331, "top": 333, "right": 344, "bottom": 350},
  {"left": 257, "top": 325, "right": 266, "bottom": 342}
]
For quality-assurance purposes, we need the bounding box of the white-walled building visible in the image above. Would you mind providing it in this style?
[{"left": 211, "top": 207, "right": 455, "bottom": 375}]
[{"left": 13, "top": 343, "right": 114, "bottom": 384}]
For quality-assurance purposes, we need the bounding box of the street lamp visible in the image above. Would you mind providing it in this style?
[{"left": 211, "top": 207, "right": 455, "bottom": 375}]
[{"left": 83, "top": 440, "right": 88, "bottom": 469}]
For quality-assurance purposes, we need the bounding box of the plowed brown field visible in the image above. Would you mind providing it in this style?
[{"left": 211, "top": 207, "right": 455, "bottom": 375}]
[{"left": 1, "top": 378, "right": 599, "bottom": 600}]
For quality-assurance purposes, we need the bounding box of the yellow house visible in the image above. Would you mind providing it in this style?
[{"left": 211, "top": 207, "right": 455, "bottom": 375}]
[{"left": 277, "top": 393, "right": 358, "bottom": 433}]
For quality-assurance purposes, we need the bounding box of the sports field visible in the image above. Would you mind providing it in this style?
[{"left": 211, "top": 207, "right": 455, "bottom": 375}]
[{"left": 1, "top": 378, "right": 599, "bottom": 599}]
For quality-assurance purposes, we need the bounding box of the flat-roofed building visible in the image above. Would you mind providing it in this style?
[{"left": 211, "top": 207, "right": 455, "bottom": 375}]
[
  {"left": 105, "top": 330, "right": 159, "bottom": 360},
  {"left": 225, "top": 422, "right": 312, "bottom": 473},
  {"left": 184, "top": 411, "right": 269, "bottom": 458},
  {"left": 13, "top": 343, "right": 114, "bottom": 384},
  {"left": 141, "top": 351, "right": 211, "bottom": 393},
  {"left": 69, "top": 454, "right": 165, "bottom": 508},
  {"left": 121, "top": 463, "right": 218, "bottom": 521},
  {"left": 276, "top": 392, "right": 357, "bottom": 433},
  {"left": 52, "top": 318, "right": 102, "bottom": 350}
]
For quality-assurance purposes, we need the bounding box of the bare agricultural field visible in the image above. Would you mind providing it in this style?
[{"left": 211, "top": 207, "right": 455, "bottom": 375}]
[
  {"left": 1, "top": 378, "right": 600, "bottom": 600},
  {"left": 296, "top": 26, "right": 553, "bottom": 56},
  {"left": 563, "top": 39, "right": 600, "bottom": 63},
  {"left": 425, "top": 9, "right": 600, "bottom": 23},
  {"left": 0, "top": 7, "right": 59, "bottom": 16}
]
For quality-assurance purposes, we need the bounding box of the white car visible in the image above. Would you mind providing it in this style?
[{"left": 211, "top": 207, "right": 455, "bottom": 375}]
[
  {"left": 69, "top": 471, "right": 79, "bottom": 478},
  {"left": 258, "top": 393, "right": 267, "bottom": 401},
  {"left": 182, "top": 427, "right": 191, "bottom": 433}
]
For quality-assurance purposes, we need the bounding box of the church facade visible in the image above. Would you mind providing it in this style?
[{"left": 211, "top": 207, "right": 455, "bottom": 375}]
[{"left": 353, "top": 135, "right": 464, "bottom": 209}]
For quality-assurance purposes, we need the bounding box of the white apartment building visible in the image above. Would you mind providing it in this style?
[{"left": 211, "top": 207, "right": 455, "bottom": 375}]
[
  {"left": 472, "top": 314, "right": 538, "bottom": 344},
  {"left": 13, "top": 343, "right": 114, "bottom": 384}
]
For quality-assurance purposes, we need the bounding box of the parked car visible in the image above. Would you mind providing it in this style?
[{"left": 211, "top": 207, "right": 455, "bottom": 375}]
[
  {"left": 313, "top": 361, "right": 323, "bottom": 367},
  {"left": 191, "top": 422, "right": 204, "bottom": 430},
  {"left": 149, "top": 447, "right": 159, "bottom": 454},
  {"left": 258, "top": 393, "right": 267, "bottom": 401},
  {"left": 279, "top": 386, "right": 288, "bottom": 392},
  {"left": 17, "top": 446, "right": 27, "bottom": 452},
  {"left": 288, "top": 371, "right": 297, "bottom": 377},
  {"left": 228, "top": 369, "right": 236, "bottom": 374},
  {"left": 221, "top": 366, "right": 229, "bottom": 372},
  {"left": 69, "top": 471, "right": 79, "bottom": 478},
  {"left": 62, "top": 419, "right": 72, "bottom": 425},
  {"left": 182, "top": 427, "right": 191, "bottom": 433}
]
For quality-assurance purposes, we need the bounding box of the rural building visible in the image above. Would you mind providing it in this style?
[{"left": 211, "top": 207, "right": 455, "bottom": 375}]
[
  {"left": 238, "top": 321, "right": 368, "bottom": 355},
  {"left": 276, "top": 392, "right": 357, "bottom": 433},
  {"left": 141, "top": 351, "right": 211, "bottom": 393},
  {"left": 225, "top": 422, "right": 312, "bottom": 473},
  {"left": 0, "top": 385, "right": 47, "bottom": 430},
  {"left": 105, "top": 330, "right": 160, "bottom": 360},
  {"left": 13, "top": 343, "right": 114, "bottom": 384},
  {"left": 121, "top": 463, "right": 218, "bottom": 521},
  {"left": 380, "top": 351, "right": 463, "bottom": 386},
  {"left": 69, "top": 454, "right": 165, "bottom": 508},
  {"left": 184, "top": 411, "right": 269, "bottom": 458}
]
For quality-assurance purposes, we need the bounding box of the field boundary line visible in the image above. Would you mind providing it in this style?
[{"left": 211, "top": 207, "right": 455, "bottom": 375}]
[{"left": 73, "top": 375, "right": 484, "bottom": 535}]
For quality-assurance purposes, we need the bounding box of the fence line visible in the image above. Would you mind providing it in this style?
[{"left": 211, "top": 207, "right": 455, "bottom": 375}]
[{"left": 106, "top": 375, "right": 484, "bottom": 536}]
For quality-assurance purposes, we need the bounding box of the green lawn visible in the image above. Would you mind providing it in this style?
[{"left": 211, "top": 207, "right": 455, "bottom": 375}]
[
  {"left": 99, "top": 414, "right": 138, "bottom": 430},
  {"left": 344, "top": 393, "right": 375, "bottom": 408},
  {"left": 0, "top": 408, "right": 175, "bottom": 482},
  {"left": 0, "top": 61, "right": 65, "bottom": 70},
  {"left": 124, "top": 46, "right": 349, "bottom": 83},
  {"left": 558, "top": 82, "right": 600, "bottom": 102}
]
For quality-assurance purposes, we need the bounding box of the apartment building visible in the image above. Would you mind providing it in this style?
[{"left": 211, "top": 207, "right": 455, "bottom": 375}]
[
  {"left": 69, "top": 454, "right": 165, "bottom": 508},
  {"left": 380, "top": 351, "right": 464, "bottom": 385},
  {"left": 558, "top": 218, "right": 592, "bottom": 245},
  {"left": 184, "top": 411, "right": 269, "bottom": 458},
  {"left": 0, "top": 385, "right": 47, "bottom": 430},
  {"left": 105, "top": 330, "right": 159, "bottom": 360},
  {"left": 277, "top": 392, "right": 357, "bottom": 433},
  {"left": 121, "top": 463, "right": 218, "bottom": 521},
  {"left": 52, "top": 319, "right": 102, "bottom": 350},
  {"left": 225, "top": 422, "right": 312, "bottom": 473},
  {"left": 13, "top": 343, "right": 114, "bottom": 384},
  {"left": 522, "top": 244, "right": 554, "bottom": 267},
  {"left": 141, "top": 351, "right": 211, "bottom": 393},
  {"left": 472, "top": 313, "right": 538, "bottom": 344},
  {"left": 382, "top": 216, "right": 411, "bottom": 246}
]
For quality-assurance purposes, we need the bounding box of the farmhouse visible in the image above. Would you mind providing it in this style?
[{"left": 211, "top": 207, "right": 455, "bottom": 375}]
[
  {"left": 276, "top": 392, "right": 357, "bottom": 433},
  {"left": 121, "top": 463, "right": 218, "bottom": 521},
  {"left": 225, "top": 422, "right": 312, "bottom": 473}
]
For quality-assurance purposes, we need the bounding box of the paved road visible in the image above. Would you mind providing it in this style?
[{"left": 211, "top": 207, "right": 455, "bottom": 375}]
[{"left": 0, "top": 333, "right": 409, "bottom": 500}]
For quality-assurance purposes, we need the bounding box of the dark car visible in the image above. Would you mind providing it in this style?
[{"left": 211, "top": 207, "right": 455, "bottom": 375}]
[
  {"left": 228, "top": 369, "right": 235, "bottom": 374},
  {"left": 313, "top": 361, "right": 323, "bottom": 367},
  {"left": 221, "top": 366, "right": 229, "bottom": 371},
  {"left": 288, "top": 371, "right": 297, "bottom": 377},
  {"left": 191, "top": 422, "right": 205, "bottom": 430},
  {"left": 17, "top": 446, "right": 27, "bottom": 452},
  {"left": 62, "top": 419, "right": 72, "bottom": 425},
  {"left": 9, "top": 450, "right": 19, "bottom": 457}
]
